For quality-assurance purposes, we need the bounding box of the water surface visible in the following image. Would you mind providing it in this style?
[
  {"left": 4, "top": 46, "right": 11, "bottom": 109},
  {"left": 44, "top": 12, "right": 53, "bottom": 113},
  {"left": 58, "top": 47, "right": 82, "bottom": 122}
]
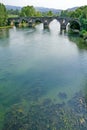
[{"left": 0, "top": 20, "right": 87, "bottom": 129}]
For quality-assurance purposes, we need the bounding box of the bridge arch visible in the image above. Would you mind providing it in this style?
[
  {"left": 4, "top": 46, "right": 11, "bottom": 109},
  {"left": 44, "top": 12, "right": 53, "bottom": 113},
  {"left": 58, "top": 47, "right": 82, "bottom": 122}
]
[
  {"left": 49, "top": 19, "right": 60, "bottom": 28},
  {"left": 49, "top": 18, "right": 60, "bottom": 24},
  {"left": 7, "top": 17, "right": 81, "bottom": 31},
  {"left": 69, "top": 19, "right": 81, "bottom": 31},
  {"left": 34, "top": 18, "right": 42, "bottom": 24},
  {"left": 20, "top": 19, "right": 28, "bottom": 24}
]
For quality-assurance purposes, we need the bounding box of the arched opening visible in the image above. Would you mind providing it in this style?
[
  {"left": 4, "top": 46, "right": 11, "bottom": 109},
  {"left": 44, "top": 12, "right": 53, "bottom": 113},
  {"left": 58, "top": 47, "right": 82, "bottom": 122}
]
[
  {"left": 14, "top": 21, "right": 20, "bottom": 27},
  {"left": 35, "top": 19, "right": 42, "bottom": 24},
  {"left": 49, "top": 19, "right": 60, "bottom": 30},
  {"left": 20, "top": 19, "right": 28, "bottom": 27},
  {"left": 34, "top": 19, "right": 43, "bottom": 28},
  {"left": 7, "top": 19, "right": 11, "bottom": 26},
  {"left": 69, "top": 20, "right": 81, "bottom": 31},
  {"left": 21, "top": 19, "right": 28, "bottom": 23}
]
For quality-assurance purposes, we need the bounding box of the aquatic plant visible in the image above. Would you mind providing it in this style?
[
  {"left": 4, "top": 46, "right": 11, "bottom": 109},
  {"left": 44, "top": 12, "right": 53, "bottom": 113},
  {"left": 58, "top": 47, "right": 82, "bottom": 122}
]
[{"left": 3, "top": 91, "right": 87, "bottom": 130}]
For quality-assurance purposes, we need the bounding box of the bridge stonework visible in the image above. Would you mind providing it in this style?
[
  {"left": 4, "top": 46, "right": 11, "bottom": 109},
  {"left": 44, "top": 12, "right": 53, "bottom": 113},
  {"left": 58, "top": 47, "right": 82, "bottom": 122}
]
[{"left": 7, "top": 17, "right": 81, "bottom": 30}]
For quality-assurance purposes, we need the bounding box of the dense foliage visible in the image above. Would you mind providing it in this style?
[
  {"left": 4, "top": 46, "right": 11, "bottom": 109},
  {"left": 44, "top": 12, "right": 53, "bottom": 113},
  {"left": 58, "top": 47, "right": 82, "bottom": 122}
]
[
  {"left": 42, "top": 11, "right": 54, "bottom": 16},
  {"left": 61, "top": 6, "right": 87, "bottom": 31},
  {"left": 20, "top": 6, "right": 42, "bottom": 17},
  {"left": 0, "top": 3, "right": 7, "bottom": 26}
]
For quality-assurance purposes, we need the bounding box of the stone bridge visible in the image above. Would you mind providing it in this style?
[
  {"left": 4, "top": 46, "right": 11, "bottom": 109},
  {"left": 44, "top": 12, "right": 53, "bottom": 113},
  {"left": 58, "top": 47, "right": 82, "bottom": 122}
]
[{"left": 7, "top": 16, "right": 81, "bottom": 30}]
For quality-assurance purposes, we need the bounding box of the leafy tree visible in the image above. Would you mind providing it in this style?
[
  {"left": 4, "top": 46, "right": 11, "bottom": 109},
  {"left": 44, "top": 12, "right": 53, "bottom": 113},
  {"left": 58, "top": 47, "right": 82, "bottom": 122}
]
[
  {"left": 60, "top": 10, "right": 69, "bottom": 17},
  {"left": 42, "top": 12, "right": 47, "bottom": 17},
  {"left": 20, "top": 6, "right": 41, "bottom": 17},
  {"left": 46, "top": 11, "right": 53, "bottom": 16},
  {"left": 0, "top": 3, "right": 7, "bottom": 26},
  {"left": 35, "top": 11, "right": 42, "bottom": 17},
  {"left": 42, "top": 11, "right": 55, "bottom": 17},
  {"left": 60, "top": 6, "right": 87, "bottom": 31}
]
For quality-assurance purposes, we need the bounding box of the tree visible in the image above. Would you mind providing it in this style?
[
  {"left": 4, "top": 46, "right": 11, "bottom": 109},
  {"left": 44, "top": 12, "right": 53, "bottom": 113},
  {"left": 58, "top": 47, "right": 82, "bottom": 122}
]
[
  {"left": 0, "top": 3, "right": 7, "bottom": 26},
  {"left": 46, "top": 11, "right": 53, "bottom": 16},
  {"left": 60, "top": 10, "right": 69, "bottom": 17},
  {"left": 35, "top": 11, "right": 42, "bottom": 17},
  {"left": 20, "top": 6, "right": 38, "bottom": 17}
]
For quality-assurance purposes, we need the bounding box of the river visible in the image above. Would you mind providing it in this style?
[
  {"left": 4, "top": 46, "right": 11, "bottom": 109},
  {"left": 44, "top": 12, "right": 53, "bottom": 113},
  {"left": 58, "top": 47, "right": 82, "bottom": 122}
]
[{"left": 0, "top": 20, "right": 87, "bottom": 130}]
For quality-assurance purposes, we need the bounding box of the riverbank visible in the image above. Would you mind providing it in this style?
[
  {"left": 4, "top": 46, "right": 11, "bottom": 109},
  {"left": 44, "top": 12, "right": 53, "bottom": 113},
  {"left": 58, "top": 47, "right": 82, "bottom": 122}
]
[
  {"left": 0, "top": 26, "right": 13, "bottom": 30},
  {"left": 68, "top": 29, "right": 87, "bottom": 43}
]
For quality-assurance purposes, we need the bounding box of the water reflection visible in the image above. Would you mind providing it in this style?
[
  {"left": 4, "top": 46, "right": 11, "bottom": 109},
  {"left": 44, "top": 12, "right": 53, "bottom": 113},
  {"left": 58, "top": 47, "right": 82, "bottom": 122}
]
[
  {"left": 0, "top": 29, "right": 9, "bottom": 39},
  {"left": 43, "top": 28, "right": 50, "bottom": 33},
  {"left": 0, "top": 29, "right": 10, "bottom": 47},
  {"left": 68, "top": 35, "right": 87, "bottom": 50},
  {"left": 59, "top": 29, "right": 66, "bottom": 35}
]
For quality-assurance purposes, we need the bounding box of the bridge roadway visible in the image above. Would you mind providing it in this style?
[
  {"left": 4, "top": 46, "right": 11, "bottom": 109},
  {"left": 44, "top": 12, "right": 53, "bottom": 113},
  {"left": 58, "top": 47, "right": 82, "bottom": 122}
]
[{"left": 7, "top": 16, "right": 81, "bottom": 30}]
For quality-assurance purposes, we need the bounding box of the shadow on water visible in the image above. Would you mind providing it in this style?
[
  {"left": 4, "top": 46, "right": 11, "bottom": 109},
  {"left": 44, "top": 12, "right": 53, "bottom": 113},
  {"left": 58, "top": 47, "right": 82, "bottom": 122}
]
[
  {"left": 68, "top": 35, "right": 87, "bottom": 104},
  {"left": 15, "top": 27, "right": 36, "bottom": 34},
  {"left": 81, "top": 80, "right": 87, "bottom": 104},
  {"left": 59, "top": 29, "right": 67, "bottom": 35},
  {"left": 42, "top": 28, "right": 51, "bottom": 37},
  {"left": 43, "top": 28, "right": 50, "bottom": 33},
  {"left": 0, "top": 29, "right": 9, "bottom": 39},
  {"left": 68, "top": 34, "right": 87, "bottom": 50},
  {"left": 0, "top": 29, "right": 10, "bottom": 47}
]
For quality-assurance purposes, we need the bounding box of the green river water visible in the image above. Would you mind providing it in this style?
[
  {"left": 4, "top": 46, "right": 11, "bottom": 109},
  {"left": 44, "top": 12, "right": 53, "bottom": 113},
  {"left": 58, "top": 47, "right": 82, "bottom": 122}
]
[{"left": 0, "top": 20, "right": 87, "bottom": 130}]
